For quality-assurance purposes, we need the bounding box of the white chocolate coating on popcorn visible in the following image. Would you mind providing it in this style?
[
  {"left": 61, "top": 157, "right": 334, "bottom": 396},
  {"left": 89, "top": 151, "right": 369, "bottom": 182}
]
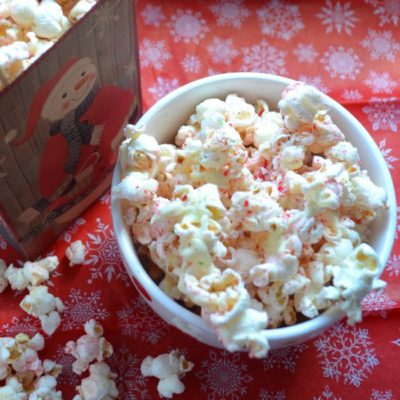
[{"left": 115, "top": 82, "right": 387, "bottom": 357}]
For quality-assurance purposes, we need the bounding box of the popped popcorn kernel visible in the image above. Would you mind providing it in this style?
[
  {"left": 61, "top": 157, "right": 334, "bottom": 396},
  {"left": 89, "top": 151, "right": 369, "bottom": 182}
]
[{"left": 65, "top": 240, "right": 88, "bottom": 267}]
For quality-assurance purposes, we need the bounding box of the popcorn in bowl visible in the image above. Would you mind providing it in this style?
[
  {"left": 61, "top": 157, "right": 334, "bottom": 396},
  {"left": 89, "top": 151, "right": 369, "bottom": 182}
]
[{"left": 112, "top": 75, "right": 395, "bottom": 358}]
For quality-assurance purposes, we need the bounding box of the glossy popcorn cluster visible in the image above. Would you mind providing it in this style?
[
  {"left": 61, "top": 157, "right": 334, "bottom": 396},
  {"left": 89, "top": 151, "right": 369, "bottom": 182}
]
[{"left": 114, "top": 82, "right": 387, "bottom": 358}]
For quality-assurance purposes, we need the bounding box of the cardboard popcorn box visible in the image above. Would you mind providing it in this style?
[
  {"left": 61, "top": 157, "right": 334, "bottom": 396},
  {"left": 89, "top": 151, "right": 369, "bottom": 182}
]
[{"left": 0, "top": 0, "right": 142, "bottom": 258}]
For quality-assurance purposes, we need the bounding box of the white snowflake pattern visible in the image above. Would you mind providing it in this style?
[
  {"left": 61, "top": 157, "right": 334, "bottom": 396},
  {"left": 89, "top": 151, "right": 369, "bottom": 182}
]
[
  {"left": 364, "top": 71, "right": 398, "bottom": 94},
  {"left": 0, "top": 316, "right": 39, "bottom": 337},
  {"left": 58, "top": 218, "right": 86, "bottom": 243},
  {"left": 139, "top": 39, "right": 171, "bottom": 71},
  {"left": 54, "top": 344, "right": 78, "bottom": 386},
  {"left": 392, "top": 338, "right": 400, "bottom": 347},
  {"left": 148, "top": 77, "right": 179, "bottom": 101},
  {"left": 316, "top": 0, "right": 358, "bottom": 34},
  {"left": 167, "top": 9, "right": 209, "bottom": 44},
  {"left": 341, "top": 89, "right": 363, "bottom": 101},
  {"left": 312, "top": 385, "right": 343, "bottom": 400},
  {"left": 85, "top": 218, "right": 129, "bottom": 285},
  {"left": 361, "top": 29, "right": 400, "bottom": 62},
  {"left": 109, "top": 344, "right": 150, "bottom": 400},
  {"left": 62, "top": 288, "right": 110, "bottom": 331},
  {"left": 257, "top": 0, "right": 304, "bottom": 41},
  {"left": 378, "top": 138, "right": 399, "bottom": 170},
  {"left": 181, "top": 54, "right": 202, "bottom": 73},
  {"left": 99, "top": 191, "right": 111, "bottom": 206},
  {"left": 209, "top": 0, "right": 251, "bottom": 28},
  {"left": 196, "top": 351, "right": 253, "bottom": 400},
  {"left": 385, "top": 253, "right": 400, "bottom": 276},
  {"left": 362, "top": 97, "right": 400, "bottom": 132},
  {"left": 260, "top": 389, "right": 286, "bottom": 400},
  {"left": 298, "top": 75, "right": 329, "bottom": 93},
  {"left": 362, "top": 288, "right": 396, "bottom": 318},
  {"left": 87, "top": 0, "right": 120, "bottom": 38},
  {"left": 140, "top": 3, "right": 165, "bottom": 26},
  {"left": 321, "top": 46, "right": 363, "bottom": 80},
  {"left": 365, "top": 0, "right": 400, "bottom": 26},
  {"left": 242, "top": 40, "right": 287, "bottom": 75},
  {"left": 117, "top": 297, "right": 170, "bottom": 344},
  {"left": 207, "top": 68, "right": 222, "bottom": 76},
  {"left": 207, "top": 37, "right": 239, "bottom": 65},
  {"left": 263, "top": 343, "right": 307, "bottom": 373},
  {"left": 0, "top": 233, "right": 7, "bottom": 249},
  {"left": 293, "top": 43, "right": 319, "bottom": 63},
  {"left": 370, "top": 389, "right": 394, "bottom": 400},
  {"left": 314, "top": 322, "right": 379, "bottom": 387}
]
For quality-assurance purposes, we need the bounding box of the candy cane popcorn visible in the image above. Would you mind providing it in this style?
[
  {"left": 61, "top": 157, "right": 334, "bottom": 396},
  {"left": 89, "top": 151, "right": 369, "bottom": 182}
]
[
  {"left": 115, "top": 82, "right": 387, "bottom": 358},
  {"left": 65, "top": 240, "right": 88, "bottom": 267},
  {"left": 140, "top": 350, "right": 194, "bottom": 399},
  {"left": 64, "top": 319, "right": 113, "bottom": 375},
  {"left": 20, "top": 285, "right": 65, "bottom": 336}
]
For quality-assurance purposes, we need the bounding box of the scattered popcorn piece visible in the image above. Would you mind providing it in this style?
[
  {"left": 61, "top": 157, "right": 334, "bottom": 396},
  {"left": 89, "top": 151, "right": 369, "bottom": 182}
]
[
  {"left": 141, "top": 350, "right": 193, "bottom": 399},
  {"left": 65, "top": 240, "right": 88, "bottom": 267},
  {"left": 65, "top": 319, "right": 113, "bottom": 375},
  {"left": 73, "top": 362, "right": 118, "bottom": 400},
  {"left": 0, "top": 258, "right": 9, "bottom": 293},
  {"left": 20, "top": 285, "right": 65, "bottom": 336},
  {"left": 69, "top": 0, "right": 96, "bottom": 22}
]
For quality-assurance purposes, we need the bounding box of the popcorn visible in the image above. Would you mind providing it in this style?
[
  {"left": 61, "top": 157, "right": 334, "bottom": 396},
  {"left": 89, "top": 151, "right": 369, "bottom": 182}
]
[
  {"left": 66, "top": 240, "right": 88, "bottom": 267},
  {"left": 0, "top": 376, "right": 27, "bottom": 400},
  {"left": 69, "top": 0, "right": 96, "bottom": 22},
  {"left": 20, "top": 285, "right": 65, "bottom": 336},
  {"left": 73, "top": 362, "right": 118, "bottom": 400},
  {"left": 141, "top": 350, "right": 193, "bottom": 399},
  {"left": 65, "top": 319, "right": 113, "bottom": 375},
  {"left": 118, "top": 84, "right": 387, "bottom": 357},
  {"left": 0, "top": 258, "right": 9, "bottom": 293}
]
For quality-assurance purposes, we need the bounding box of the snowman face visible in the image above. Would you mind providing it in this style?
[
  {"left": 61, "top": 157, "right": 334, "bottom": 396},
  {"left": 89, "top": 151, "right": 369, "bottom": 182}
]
[{"left": 41, "top": 58, "right": 98, "bottom": 122}]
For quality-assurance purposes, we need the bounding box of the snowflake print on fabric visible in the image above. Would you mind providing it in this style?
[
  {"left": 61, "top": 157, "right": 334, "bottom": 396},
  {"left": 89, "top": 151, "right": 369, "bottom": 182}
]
[
  {"left": 140, "top": 3, "right": 166, "bottom": 26},
  {"left": 361, "top": 30, "right": 400, "bottom": 62},
  {"left": 321, "top": 46, "right": 363, "bottom": 80},
  {"left": 370, "top": 389, "right": 394, "bottom": 400},
  {"left": 242, "top": 40, "right": 287, "bottom": 75},
  {"left": 260, "top": 389, "right": 286, "bottom": 400},
  {"left": 365, "top": 0, "right": 400, "bottom": 26},
  {"left": 85, "top": 218, "right": 129, "bottom": 285},
  {"left": 207, "top": 37, "right": 239, "bottom": 65},
  {"left": 109, "top": 344, "right": 150, "bottom": 400},
  {"left": 257, "top": 0, "right": 304, "bottom": 41},
  {"left": 362, "top": 288, "right": 396, "bottom": 318},
  {"left": 385, "top": 253, "right": 400, "bottom": 276},
  {"left": 209, "top": 0, "right": 251, "bottom": 29},
  {"left": 62, "top": 288, "right": 110, "bottom": 331},
  {"left": 181, "top": 54, "right": 202, "bottom": 73},
  {"left": 55, "top": 344, "right": 78, "bottom": 387},
  {"left": 99, "top": 191, "right": 111, "bottom": 206},
  {"left": 392, "top": 338, "right": 400, "bottom": 347},
  {"left": 314, "top": 322, "right": 379, "bottom": 387},
  {"left": 378, "top": 139, "right": 399, "bottom": 170},
  {"left": 341, "top": 89, "right": 363, "bottom": 101},
  {"left": 263, "top": 343, "right": 307, "bottom": 373},
  {"left": 148, "top": 77, "right": 179, "bottom": 101},
  {"left": 364, "top": 71, "right": 398, "bottom": 94},
  {"left": 140, "top": 39, "right": 171, "bottom": 71},
  {"left": 58, "top": 218, "right": 86, "bottom": 243},
  {"left": 293, "top": 43, "right": 319, "bottom": 63},
  {"left": 362, "top": 97, "right": 400, "bottom": 132},
  {"left": 0, "top": 316, "right": 39, "bottom": 337},
  {"left": 196, "top": 351, "right": 253, "bottom": 400},
  {"left": 316, "top": 0, "right": 358, "bottom": 34},
  {"left": 312, "top": 385, "right": 342, "bottom": 400},
  {"left": 167, "top": 9, "right": 209, "bottom": 44},
  {"left": 298, "top": 75, "right": 329, "bottom": 93},
  {"left": 117, "top": 297, "right": 170, "bottom": 344},
  {"left": 87, "top": 0, "right": 120, "bottom": 38}
]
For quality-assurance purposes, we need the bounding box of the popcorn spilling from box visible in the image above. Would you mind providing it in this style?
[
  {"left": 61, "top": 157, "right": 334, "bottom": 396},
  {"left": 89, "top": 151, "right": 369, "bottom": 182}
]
[
  {"left": 0, "top": 0, "right": 97, "bottom": 89},
  {"left": 141, "top": 350, "right": 194, "bottom": 399},
  {"left": 114, "top": 82, "right": 388, "bottom": 358},
  {"left": 0, "top": 332, "right": 62, "bottom": 399}
]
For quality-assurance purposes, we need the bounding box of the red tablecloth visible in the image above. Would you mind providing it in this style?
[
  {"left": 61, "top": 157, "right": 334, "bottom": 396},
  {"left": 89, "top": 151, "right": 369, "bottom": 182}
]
[{"left": 1, "top": 1, "right": 400, "bottom": 399}]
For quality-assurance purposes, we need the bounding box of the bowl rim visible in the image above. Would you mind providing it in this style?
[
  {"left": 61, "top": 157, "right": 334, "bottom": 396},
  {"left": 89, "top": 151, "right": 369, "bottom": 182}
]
[{"left": 112, "top": 72, "right": 397, "bottom": 341}]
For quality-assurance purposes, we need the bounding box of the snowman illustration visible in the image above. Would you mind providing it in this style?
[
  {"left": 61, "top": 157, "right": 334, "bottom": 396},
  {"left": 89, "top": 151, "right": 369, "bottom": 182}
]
[{"left": 8, "top": 57, "right": 136, "bottom": 226}]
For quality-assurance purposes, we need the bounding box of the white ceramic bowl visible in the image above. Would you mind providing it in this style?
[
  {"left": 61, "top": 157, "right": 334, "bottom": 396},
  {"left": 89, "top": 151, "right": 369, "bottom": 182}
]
[{"left": 111, "top": 73, "right": 397, "bottom": 351}]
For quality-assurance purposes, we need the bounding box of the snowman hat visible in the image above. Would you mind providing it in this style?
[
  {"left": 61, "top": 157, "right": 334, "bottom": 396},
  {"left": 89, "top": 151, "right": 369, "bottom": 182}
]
[{"left": 9, "top": 58, "right": 80, "bottom": 146}]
